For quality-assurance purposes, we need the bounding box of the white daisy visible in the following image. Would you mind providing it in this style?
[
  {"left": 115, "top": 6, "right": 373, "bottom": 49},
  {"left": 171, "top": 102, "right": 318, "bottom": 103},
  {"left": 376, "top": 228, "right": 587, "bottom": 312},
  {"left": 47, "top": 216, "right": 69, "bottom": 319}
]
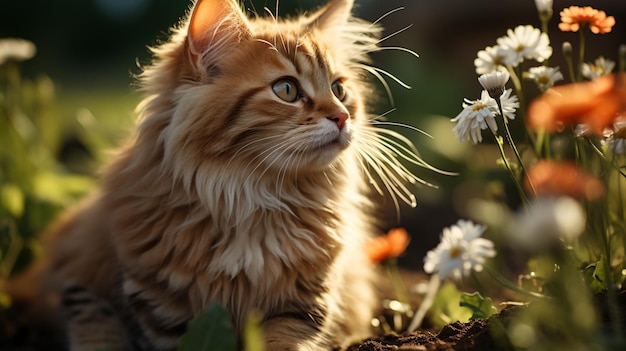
[
  {"left": 451, "top": 91, "right": 498, "bottom": 144},
  {"left": 478, "top": 71, "right": 510, "bottom": 99},
  {"left": 0, "top": 38, "right": 36, "bottom": 65},
  {"left": 423, "top": 220, "right": 496, "bottom": 281},
  {"left": 525, "top": 66, "right": 564, "bottom": 92},
  {"left": 581, "top": 57, "right": 615, "bottom": 80},
  {"left": 508, "top": 197, "right": 586, "bottom": 250},
  {"left": 499, "top": 89, "right": 519, "bottom": 121},
  {"left": 474, "top": 45, "right": 509, "bottom": 75},
  {"left": 496, "top": 25, "right": 552, "bottom": 67},
  {"left": 602, "top": 118, "right": 626, "bottom": 155}
]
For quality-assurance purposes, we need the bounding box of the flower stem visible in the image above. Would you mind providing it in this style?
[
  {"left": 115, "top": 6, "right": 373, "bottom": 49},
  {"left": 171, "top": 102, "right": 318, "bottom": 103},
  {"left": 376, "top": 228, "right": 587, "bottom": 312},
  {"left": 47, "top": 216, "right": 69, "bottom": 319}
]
[
  {"left": 497, "top": 101, "right": 532, "bottom": 194},
  {"left": 490, "top": 130, "right": 529, "bottom": 206},
  {"left": 408, "top": 274, "right": 440, "bottom": 332},
  {"left": 385, "top": 259, "right": 410, "bottom": 305},
  {"left": 506, "top": 65, "right": 534, "bottom": 147},
  {"left": 577, "top": 29, "right": 586, "bottom": 81},
  {"left": 484, "top": 265, "right": 547, "bottom": 299}
]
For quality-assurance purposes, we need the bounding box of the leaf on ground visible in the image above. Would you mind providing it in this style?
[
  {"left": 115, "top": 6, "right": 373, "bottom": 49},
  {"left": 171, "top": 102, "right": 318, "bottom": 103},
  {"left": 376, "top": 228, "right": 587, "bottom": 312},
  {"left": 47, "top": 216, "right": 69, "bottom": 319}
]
[
  {"left": 459, "top": 292, "right": 497, "bottom": 320},
  {"left": 177, "top": 302, "right": 237, "bottom": 351},
  {"left": 429, "top": 282, "right": 472, "bottom": 328}
]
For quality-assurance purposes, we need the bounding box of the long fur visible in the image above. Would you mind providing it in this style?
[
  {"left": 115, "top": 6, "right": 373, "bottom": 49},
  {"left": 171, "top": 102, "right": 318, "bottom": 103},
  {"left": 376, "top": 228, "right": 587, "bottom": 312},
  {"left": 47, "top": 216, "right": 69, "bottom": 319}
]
[{"left": 47, "top": 0, "right": 431, "bottom": 350}]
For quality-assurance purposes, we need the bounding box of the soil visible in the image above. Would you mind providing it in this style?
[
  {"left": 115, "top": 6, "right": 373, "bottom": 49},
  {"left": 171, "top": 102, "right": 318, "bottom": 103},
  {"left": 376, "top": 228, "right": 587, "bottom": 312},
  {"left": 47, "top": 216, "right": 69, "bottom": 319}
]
[
  {"left": 3, "top": 267, "right": 625, "bottom": 351},
  {"left": 341, "top": 290, "right": 626, "bottom": 351},
  {"left": 340, "top": 308, "right": 518, "bottom": 351}
]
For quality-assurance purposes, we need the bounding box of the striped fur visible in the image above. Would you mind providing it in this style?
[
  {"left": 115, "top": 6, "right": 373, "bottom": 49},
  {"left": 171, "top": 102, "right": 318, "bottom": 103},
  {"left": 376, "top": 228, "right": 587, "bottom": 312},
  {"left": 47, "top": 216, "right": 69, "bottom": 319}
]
[{"left": 48, "top": 0, "right": 425, "bottom": 350}]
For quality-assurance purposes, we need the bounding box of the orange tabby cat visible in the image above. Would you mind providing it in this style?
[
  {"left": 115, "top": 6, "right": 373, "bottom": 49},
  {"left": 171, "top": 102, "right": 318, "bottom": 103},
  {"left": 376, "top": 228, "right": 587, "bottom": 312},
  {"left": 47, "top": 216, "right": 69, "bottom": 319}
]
[{"left": 48, "top": 0, "right": 425, "bottom": 350}]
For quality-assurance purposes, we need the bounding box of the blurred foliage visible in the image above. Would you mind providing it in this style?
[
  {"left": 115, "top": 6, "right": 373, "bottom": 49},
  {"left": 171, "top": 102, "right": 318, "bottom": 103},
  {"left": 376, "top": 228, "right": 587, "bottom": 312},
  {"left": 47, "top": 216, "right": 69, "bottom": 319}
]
[{"left": 0, "top": 40, "right": 95, "bottom": 313}]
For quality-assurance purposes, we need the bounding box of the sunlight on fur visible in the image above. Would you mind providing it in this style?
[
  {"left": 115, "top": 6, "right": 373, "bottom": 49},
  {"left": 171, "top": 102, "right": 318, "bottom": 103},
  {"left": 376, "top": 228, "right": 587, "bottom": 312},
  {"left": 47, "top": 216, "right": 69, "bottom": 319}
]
[{"left": 44, "top": 0, "right": 449, "bottom": 350}]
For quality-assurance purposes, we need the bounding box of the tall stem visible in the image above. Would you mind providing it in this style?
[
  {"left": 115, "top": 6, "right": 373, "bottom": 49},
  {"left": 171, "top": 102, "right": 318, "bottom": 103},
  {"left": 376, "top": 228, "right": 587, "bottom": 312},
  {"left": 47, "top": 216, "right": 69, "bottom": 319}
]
[
  {"left": 491, "top": 130, "right": 529, "bottom": 206},
  {"left": 385, "top": 259, "right": 409, "bottom": 304},
  {"left": 577, "top": 29, "right": 586, "bottom": 81},
  {"left": 408, "top": 274, "right": 440, "bottom": 332}
]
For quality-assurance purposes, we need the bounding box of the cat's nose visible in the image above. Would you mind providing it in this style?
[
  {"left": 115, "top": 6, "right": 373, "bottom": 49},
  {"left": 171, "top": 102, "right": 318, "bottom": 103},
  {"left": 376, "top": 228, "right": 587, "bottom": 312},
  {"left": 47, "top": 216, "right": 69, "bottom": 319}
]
[{"left": 327, "top": 112, "right": 349, "bottom": 130}]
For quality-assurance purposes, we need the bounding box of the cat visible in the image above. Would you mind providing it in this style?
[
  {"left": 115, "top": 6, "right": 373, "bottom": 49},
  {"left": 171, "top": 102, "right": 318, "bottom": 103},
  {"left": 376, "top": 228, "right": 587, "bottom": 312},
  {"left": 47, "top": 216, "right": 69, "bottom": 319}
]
[{"left": 46, "top": 0, "right": 428, "bottom": 350}]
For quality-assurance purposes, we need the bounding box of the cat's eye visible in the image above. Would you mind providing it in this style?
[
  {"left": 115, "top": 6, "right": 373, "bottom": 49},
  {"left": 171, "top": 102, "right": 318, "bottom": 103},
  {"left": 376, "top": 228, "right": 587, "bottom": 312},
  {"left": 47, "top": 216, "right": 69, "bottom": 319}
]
[
  {"left": 331, "top": 80, "right": 346, "bottom": 101},
  {"left": 272, "top": 79, "right": 299, "bottom": 102}
]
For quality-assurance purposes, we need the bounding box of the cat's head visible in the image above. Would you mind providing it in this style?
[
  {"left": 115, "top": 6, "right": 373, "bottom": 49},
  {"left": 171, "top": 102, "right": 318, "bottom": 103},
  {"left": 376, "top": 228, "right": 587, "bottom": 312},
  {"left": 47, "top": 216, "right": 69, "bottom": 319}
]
[{"left": 138, "top": 0, "right": 381, "bottom": 177}]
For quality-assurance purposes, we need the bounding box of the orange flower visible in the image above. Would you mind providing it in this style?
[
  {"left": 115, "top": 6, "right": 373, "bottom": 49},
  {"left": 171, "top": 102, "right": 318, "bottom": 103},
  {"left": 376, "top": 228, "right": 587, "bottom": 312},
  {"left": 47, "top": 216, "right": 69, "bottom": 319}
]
[
  {"left": 525, "top": 160, "right": 605, "bottom": 200},
  {"left": 527, "top": 73, "right": 626, "bottom": 135},
  {"left": 365, "top": 228, "right": 410, "bottom": 263},
  {"left": 558, "top": 6, "right": 615, "bottom": 34}
]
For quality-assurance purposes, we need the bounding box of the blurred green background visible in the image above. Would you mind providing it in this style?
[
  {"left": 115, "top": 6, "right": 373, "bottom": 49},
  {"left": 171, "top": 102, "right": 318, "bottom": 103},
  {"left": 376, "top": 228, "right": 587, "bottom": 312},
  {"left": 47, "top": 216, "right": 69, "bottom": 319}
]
[{"left": 1, "top": 0, "right": 625, "bottom": 272}]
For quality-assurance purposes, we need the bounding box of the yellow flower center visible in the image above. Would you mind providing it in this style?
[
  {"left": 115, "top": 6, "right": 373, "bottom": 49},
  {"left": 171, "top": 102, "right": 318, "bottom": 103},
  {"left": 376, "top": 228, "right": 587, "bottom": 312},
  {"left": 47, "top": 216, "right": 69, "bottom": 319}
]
[
  {"left": 449, "top": 246, "right": 462, "bottom": 258},
  {"left": 472, "top": 103, "right": 485, "bottom": 112},
  {"left": 537, "top": 76, "right": 550, "bottom": 85}
]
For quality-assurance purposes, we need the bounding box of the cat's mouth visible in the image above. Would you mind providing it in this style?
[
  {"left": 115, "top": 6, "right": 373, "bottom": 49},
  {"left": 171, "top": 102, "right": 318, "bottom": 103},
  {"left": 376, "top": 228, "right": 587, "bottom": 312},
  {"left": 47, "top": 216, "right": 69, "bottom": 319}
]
[{"left": 320, "top": 128, "right": 352, "bottom": 150}]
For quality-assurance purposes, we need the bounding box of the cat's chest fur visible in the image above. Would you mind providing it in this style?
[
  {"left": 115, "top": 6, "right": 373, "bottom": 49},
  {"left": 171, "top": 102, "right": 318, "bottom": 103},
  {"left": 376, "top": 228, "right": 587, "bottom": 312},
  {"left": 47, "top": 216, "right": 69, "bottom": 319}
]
[{"left": 107, "top": 154, "right": 355, "bottom": 294}]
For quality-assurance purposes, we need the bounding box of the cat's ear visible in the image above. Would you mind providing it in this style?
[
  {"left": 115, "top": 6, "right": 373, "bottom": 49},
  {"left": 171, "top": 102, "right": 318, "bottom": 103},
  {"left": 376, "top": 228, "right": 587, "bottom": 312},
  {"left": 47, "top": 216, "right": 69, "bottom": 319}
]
[
  {"left": 307, "top": 0, "right": 354, "bottom": 33},
  {"left": 187, "top": 0, "right": 251, "bottom": 72}
]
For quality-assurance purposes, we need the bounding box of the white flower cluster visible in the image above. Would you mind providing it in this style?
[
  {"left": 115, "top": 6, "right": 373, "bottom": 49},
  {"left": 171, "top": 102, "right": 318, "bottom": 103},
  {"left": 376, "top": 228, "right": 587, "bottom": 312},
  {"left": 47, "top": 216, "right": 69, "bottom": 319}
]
[
  {"left": 474, "top": 25, "right": 564, "bottom": 93},
  {"left": 475, "top": 25, "right": 552, "bottom": 74},
  {"left": 451, "top": 72, "right": 519, "bottom": 144}
]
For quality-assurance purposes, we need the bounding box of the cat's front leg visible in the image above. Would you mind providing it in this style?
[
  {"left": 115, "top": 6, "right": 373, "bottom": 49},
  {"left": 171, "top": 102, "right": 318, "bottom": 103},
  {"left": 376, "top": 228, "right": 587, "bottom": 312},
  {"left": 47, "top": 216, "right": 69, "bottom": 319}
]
[
  {"left": 61, "top": 283, "right": 129, "bottom": 351},
  {"left": 262, "top": 310, "right": 332, "bottom": 351},
  {"left": 122, "top": 277, "right": 191, "bottom": 351}
]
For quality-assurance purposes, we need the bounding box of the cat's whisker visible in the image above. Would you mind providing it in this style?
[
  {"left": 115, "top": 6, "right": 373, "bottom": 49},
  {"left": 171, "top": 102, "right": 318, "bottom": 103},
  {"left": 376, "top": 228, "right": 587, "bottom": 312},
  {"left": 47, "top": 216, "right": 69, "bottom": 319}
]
[
  {"left": 376, "top": 24, "right": 414, "bottom": 46},
  {"left": 237, "top": 139, "right": 289, "bottom": 182},
  {"left": 355, "top": 146, "right": 411, "bottom": 214},
  {"left": 275, "top": 0, "right": 290, "bottom": 54},
  {"left": 353, "top": 148, "right": 385, "bottom": 196},
  {"left": 293, "top": 22, "right": 303, "bottom": 61},
  {"left": 263, "top": 7, "right": 279, "bottom": 49},
  {"left": 274, "top": 145, "right": 300, "bottom": 197},
  {"left": 360, "top": 127, "right": 452, "bottom": 183},
  {"left": 359, "top": 136, "right": 419, "bottom": 186},
  {"left": 369, "top": 46, "right": 419, "bottom": 60},
  {"left": 254, "top": 38, "right": 279, "bottom": 52},
  {"left": 226, "top": 134, "right": 284, "bottom": 167},
  {"left": 355, "top": 64, "right": 395, "bottom": 107},
  {"left": 369, "top": 119, "right": 432, "bottom": 138},
  {"left": 246, "top": 139, "right": 296, "bottom": 186},
  {"left": 366, "top": 124, "right": 457, "bottom": 176},
  {"left": 358, "top": 64, "right": 412, "bottom": 90},
  {"left": 247, "top": 0, "right": 259, "bottom": 19},
  {"left": 371, "top": 7, "right": 405, "bottom": 26},
  {"left": 366, "top": 131, "right": 433, "bottom": 172}
]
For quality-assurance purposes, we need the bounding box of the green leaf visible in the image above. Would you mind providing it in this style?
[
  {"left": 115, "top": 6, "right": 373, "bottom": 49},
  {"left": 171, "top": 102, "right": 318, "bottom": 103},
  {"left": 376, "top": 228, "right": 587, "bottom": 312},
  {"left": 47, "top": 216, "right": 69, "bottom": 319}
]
[
  {"left": 583, "top": 256, "right": 609, "bottom": 294},
  {"left": 177, "top": 302, "right": 237, "bottom": 351},
  {"left": 1, "top": 184, "right": 24, "bottom": 218},
  {"left": 428, "top": 282, "right": 472, "bottom": 328},
  {"left": 459, "top": 292, "right": 497, "bottom": 321}
]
